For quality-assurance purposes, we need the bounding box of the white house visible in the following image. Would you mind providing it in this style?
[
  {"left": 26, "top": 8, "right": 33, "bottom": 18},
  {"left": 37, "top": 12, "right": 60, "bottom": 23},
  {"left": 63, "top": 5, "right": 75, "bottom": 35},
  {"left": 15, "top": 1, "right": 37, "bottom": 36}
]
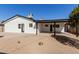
[
  {"left": 2, "top": 13, "right": 68, "bottom": 34},
  {"left": 2, "top": 13, "right": 37, "bottom": 34}
]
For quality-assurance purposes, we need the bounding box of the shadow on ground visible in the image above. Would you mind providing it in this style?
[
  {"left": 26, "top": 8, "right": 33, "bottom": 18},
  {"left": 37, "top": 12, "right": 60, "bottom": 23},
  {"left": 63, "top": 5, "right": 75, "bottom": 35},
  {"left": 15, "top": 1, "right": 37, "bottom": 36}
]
[
  {"left": 0, "top": 52, "right": 7, "bottom": 54},
  {"left": 0, "top": 36, "right": 4, "bottom": 38},
  {"left": 51, "top": 35, "right": 79, "bottom": 49}
]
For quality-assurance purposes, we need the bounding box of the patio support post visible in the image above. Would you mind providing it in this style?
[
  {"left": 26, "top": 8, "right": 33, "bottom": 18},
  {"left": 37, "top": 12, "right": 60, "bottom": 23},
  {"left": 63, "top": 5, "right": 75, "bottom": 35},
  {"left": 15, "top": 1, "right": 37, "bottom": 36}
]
[
  {"left": 36, "top": 22, "right": 38, "bottom": 35},
  {"left": 76, "top": 19, "right": 78, "bottom": 37},
  {"left": 54, "top": 21, "right": 56, "bottom": 37}
]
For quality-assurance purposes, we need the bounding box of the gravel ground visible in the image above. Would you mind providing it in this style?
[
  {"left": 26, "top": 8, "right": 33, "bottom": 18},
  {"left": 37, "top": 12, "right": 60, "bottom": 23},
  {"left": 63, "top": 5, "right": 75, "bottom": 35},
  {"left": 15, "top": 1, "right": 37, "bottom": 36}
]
[{"left": 0, "top": 32, "right": 79, "bottom": 54}]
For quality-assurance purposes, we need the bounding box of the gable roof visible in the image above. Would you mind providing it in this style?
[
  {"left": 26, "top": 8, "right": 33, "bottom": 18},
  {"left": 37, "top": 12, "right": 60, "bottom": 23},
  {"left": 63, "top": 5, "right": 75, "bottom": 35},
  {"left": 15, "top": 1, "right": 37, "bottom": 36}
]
[
  {"left": 2, "top": 14, "right": 35, "bottom": 24},
  {"left": 2, "top": 14, "right": 69, "bottom": 24}
]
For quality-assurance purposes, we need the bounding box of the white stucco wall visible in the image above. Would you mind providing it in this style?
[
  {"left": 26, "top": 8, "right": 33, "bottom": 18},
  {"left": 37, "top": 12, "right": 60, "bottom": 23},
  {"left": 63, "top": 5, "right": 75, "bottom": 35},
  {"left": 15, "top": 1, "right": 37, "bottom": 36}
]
[
  {"left": 39, "top": 22, "right": 65, "bottom": 33},
  {"left": 39, "top": 23, "right": 51, "bottom": 32},
  {"left": 4, "top": 16, "right": 36, "bottom": 34}
]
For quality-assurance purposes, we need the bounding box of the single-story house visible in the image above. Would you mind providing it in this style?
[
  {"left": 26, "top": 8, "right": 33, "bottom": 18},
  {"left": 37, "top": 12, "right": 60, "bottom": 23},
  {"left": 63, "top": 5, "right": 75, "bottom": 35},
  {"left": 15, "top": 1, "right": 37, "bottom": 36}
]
[{"left": 1, "top": 13, "right": 68, "bottom": 34}]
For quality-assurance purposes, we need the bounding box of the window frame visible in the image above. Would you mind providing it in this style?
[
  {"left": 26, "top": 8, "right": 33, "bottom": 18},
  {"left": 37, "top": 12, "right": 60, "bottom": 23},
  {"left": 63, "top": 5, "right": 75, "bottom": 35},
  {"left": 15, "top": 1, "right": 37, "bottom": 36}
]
[{"left": 29, "top": 23, "right": 33, "bottom": 28}]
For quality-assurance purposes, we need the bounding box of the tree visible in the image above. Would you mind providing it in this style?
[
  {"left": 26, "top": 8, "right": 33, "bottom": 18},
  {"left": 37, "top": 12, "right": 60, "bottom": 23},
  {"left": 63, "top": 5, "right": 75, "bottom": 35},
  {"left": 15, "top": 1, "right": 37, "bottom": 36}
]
[
  {"left": 69, "top": 5, "right": 79, "bottom": 37},
  {"left": 69, "top": 6, "right": 79, "bottom": 27}
]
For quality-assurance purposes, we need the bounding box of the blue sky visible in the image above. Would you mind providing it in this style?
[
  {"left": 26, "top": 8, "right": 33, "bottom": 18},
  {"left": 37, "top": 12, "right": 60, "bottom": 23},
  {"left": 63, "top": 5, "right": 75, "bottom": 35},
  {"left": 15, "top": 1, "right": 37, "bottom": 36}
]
[{"left": 0, "top": 4, "right": 77, "bottom": 21}]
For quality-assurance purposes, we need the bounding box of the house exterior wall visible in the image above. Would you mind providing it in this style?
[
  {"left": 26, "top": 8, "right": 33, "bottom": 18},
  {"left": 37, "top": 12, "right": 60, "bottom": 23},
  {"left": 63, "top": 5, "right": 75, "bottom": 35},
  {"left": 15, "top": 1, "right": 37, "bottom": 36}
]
[
  {"left": 4, "top": 17, "right": 36, "bottom": 34},
  {"left": 4, "top": 16, "right": 66, "bottom": 34},
  {"left": 38, "top": 23, "right": 51, "bottom": 32},
  {"left": 38, "top": 22, "right": 65, "bottom": 33}
]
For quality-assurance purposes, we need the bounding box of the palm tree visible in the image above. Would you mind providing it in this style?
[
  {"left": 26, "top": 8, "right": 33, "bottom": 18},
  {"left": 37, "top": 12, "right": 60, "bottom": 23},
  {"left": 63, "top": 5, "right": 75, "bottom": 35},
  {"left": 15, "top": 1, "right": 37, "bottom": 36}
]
[{"left": 69, "top": 5, "right": 79, "bottom": 37}]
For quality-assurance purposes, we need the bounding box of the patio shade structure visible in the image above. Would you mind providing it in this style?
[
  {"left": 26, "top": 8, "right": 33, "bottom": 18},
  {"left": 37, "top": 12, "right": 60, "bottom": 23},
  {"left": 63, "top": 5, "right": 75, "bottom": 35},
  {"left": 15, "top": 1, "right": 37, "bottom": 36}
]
[
  {"left": 35, "top": 19, "right": 68, "bottom": 36},
  {"left": 53, "top": 21, "right": 56, "bottom": 37},
  {"left": 36, "top": 22, "right": 38, "bottom": 35}
]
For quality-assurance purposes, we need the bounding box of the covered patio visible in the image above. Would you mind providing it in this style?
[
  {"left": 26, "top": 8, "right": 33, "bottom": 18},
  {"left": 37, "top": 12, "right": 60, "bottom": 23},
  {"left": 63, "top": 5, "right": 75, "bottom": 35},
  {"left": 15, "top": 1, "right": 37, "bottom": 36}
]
[
  {"left": 35, "top": 19, "right": 68, "bottom": 36},
  {"left": 35, "top": 19, "right": 79, "bottom": 37}
]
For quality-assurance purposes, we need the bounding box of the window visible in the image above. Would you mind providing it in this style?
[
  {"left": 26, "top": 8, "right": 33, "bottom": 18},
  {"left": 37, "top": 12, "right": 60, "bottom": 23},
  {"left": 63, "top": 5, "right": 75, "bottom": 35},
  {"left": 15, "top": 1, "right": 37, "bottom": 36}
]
[
  {"left": 45, "top": 24, "right": 48, "bottom": 27},
  {"left": 29, "top": 23, "right": 33, "bottom": 27},
  {"left": 53, "top": 24, "right": 60, "bottom": 28}
]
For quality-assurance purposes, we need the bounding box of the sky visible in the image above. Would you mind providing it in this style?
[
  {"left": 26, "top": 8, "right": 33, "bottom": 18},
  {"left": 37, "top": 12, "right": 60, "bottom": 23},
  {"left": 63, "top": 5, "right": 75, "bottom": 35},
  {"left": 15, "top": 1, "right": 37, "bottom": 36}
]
[{"left": 0, "top": 4, "right": 77, "bottom": 21}]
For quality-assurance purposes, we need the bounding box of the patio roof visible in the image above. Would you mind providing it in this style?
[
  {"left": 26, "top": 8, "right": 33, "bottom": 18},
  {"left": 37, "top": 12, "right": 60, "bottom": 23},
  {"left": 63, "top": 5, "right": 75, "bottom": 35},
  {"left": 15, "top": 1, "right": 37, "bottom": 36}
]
[{"left": 35, "top": 19, "right": 69, "bottom": 23}]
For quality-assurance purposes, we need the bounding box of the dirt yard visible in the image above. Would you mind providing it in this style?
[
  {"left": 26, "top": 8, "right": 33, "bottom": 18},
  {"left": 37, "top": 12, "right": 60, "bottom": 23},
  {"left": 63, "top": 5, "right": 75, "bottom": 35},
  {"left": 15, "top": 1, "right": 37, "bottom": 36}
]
[{"left": 0, "top": 32, "right": 79, "bottom": 54}]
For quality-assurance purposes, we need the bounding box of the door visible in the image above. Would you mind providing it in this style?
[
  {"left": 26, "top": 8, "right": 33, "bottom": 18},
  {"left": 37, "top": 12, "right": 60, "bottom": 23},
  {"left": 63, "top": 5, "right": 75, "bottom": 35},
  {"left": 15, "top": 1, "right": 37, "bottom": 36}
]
[
  {"left": 21, "top": 24, "right": 24, "bottom": 32},
  {"left": 50, "top": 25, "right": 52, "bottom": 32}
]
